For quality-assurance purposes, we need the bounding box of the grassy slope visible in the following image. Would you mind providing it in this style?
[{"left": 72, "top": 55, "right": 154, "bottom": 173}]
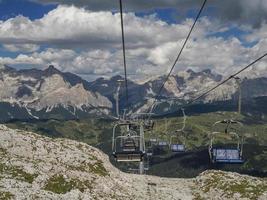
[{"left": 5, "top": 111, "right": 267, "bottom": 178}]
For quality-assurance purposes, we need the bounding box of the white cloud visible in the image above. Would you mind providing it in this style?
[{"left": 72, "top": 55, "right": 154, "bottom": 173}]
[
  {"left": 0, "top": 48, "right": 75, "bottom": 68},
  {"left": 0, "top": 54, "right": 43, "bottom": 65},
  {"left": 0, "top": 5, "right": 267, "bottom": 81},
  {"left": 0, "top": 5, "right": 211, "bottom": 50},
  {"left": 3, "top": 44, "right": 40, "bottom": 52}
]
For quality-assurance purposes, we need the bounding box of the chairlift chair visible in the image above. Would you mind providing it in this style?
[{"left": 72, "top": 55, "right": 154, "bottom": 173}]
[
  {"left": 146, "top": 148, "right": 153, "bottom": 157},
  {"left": 145, "top": 138, "right": 156, "bottom": 157},
  {"left": 149, "top": 138, "right": 158, "bottom": 144},
  {"left": 170, "top": 132, "right": 186, "bottom": 152},
  {"left": 209, "top": 119, "right": 244, "bottom": 164},
  {"left": 158, "top": 141, "right": 169, "bottom": 146},
  {"left": 145, "top": 137, "right": 156, "bottom": 148},
  {"left": 156, "top": 118, "right": 170, "bottom": 148},
  {"left": 156, "top": 140, "right": 169, "bottom": 153},
  {"left": 147, "top": 129, "right": 158, "bottom": 147},
  {"left": 169, "top": 108, "right": 187, "bottom": 153},
  {"left": 112, "top": 122, "right": 145, "bottom": 162}
]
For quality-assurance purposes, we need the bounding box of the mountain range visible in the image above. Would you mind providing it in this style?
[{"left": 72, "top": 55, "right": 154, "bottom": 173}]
[{"left": 1, "top": 64, "right": 267, "bottom": 121}]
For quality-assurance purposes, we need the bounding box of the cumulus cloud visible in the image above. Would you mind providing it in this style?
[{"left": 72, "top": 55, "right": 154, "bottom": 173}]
[
  {"left": 0, "top": 5, "right": 213, "bottom": 50},
  {"left": 32, "top": 0, "right": 267, "bottom": 28},
  {"left": 0, "top": 5, "right": 267, "bottom": 81},
  {"left": 1, "top": 35, "right": 267, "bottom": 81},
  {"left": 2, "top": 44, "right": 40, "bottom": 52}
]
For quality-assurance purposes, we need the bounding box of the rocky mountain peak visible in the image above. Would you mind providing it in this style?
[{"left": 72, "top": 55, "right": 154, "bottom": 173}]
[
  {"left": 0, "top": 64, "right": 16, "bottom": 73},
  {"left": 43, "top": 65, "right": 62, "bottom": 77},
  {"left": 186, "top": 68, "right": 195, "bottom": 74},
  {"left": 201, "top": 69, "right": 222, "bottom": 82},
  {"left": 184, "top": 68, "right": 222, "bottom": 82},
  {"left": 110, "top": 75, "right": 124, "bottom": 82},
  {"left": 202, "top": 68, "right": 212, "bottom": 74}
]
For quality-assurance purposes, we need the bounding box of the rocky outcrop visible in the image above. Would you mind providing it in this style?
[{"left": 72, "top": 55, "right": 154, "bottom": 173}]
[{"left": 0, "top": 125, "right": 266, "bottom": 199}]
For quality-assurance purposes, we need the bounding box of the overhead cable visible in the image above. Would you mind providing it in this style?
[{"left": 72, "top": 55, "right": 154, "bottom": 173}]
[
  {"left": 119, "top": 0, "right": 129, "bottom": 107},
  {"left": 149, "top": 0, "right": 208, "bottom": 114}
]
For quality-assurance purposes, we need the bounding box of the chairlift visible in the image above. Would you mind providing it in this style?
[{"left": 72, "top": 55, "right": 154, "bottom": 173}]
[
  {"left": 158, "top": 141, "right": 169, "bottom": 146},
  {"left": 171, "top": 144, "right": 185, "bottom": 152},
  {"left": 155, "top": 140, "right": 169, "bottom": 154},
  {"left": 146, "top": 128, "right": 158, "bottom": 147},
  {"left": 112, "top": 122, "right": 145, "bottom": 162},
  {"left": 145, "top": 138, "right": 156, "bottom": 148},
  {"left": 144, "top": 120, "right": 158, "bottom": 154},
  {"left": 146, "top": 147, "right": 153, "bottom": 157},
  {"left": 145, "top": 138, "right": 156, "bottom": 157},
  {"left": 146, "top": 118, "right": 168, "bottom": 153},
  {"left": 169, "top": 108, "right": 187, "bottom": 153},
  {"left": 131, "top": 113, "right": 155, "bottom": 131},
  {"left": 144, "top": 161, "right": 150, "bottom": 172},
  {"left": 208, "top": 119, "right": 244, "bottom": 164},
  {"left": 156, "top": 117, "right": 170, "bottom": 147},
  {"left": 149, "top": 138, "right": 158, "bottom": 143}
]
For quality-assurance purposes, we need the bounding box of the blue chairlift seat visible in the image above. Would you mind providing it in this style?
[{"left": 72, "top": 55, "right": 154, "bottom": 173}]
[
  {"left": 146, "top": 148, "right": 153, "bottom": 157},
  {"left": 147, "top": 139, "right": 156, "bottom": 148},
  {"left": 150, "top": 138, "right": 157, "bottom": 143},
  {"left": 149, "top": 138, "right": 158, "bottom": 146},
  {"left": 171, "top": 144, "right": 185, "bottom": 152},
  {"left": 158, "top": 141, "right": 168, "bottom": 146},
  {"left": 212, "top": 148, "right": 244, "bottom": 164}
]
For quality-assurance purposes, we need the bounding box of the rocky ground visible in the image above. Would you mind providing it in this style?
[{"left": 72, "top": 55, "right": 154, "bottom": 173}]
[{"left": 0, "top": 125, "right": 266, "bottom": 200}]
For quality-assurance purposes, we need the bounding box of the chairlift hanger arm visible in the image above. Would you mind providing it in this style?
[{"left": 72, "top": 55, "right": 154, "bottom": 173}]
[
  {"left": 146, "top": 0, "right": 208, "bottom": 116},
  {"left": 212, "top": 119, "right": 243, "bottom": 127},
  {"left": 175, "top": 108, "right": 187, "bottom": 132},
  {"left": 212, "top": 119, "right": 243, "bottom": 133},
  {"left": 186, "top": 53, "right": 267, "bottom": 107},
  {"left": 228, "top": 132, "right": 240, "bottom": 138},
  {"left": 157, "top": 53, "right": 267, "bottom": 119}
]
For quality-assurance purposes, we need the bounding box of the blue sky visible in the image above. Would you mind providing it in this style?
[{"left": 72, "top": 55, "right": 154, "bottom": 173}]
[
  {"left": 0, "top": 0, "right": 266, "bottom": 80},
  {"left": 0, "top": 0, "right": 56, "bottom": 20}
]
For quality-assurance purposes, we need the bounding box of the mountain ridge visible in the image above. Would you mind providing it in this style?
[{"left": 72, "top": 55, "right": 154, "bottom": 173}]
[
  {"left": 0, "top": 64, "right": 112, "bottom": 121},
  {"left": 1, "top": 64, "right": 267, "bottom": 121}
]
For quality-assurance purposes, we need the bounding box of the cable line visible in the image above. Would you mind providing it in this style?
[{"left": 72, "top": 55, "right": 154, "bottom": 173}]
[
  {"left": 152, "top": 53, "right": 267, "bottom": 115},
  {"left": 153, "top": 53, "right": 267, "bottom": 117},
  {"left": 149, "top": 0, "right": 208, "bottom": 114},
  {"left": 187, "top": 53, "right": 267, "bottom": 105},
  {"left": 119, "top": 0, "right": 129, "bottom": 108}
]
